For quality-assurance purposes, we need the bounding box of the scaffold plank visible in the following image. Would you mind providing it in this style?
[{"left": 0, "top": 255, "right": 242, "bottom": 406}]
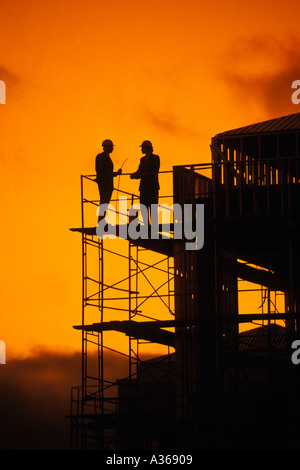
[{"left": 70, "top": 224, "right": 174, "bottom": 256}]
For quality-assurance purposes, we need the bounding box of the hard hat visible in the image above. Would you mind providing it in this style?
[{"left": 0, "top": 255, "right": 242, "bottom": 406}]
[
  {"left": 140, "top": 140, "right": 153, "bottom": 148},
  {"left": 102, "top": 139, "right": 114, "bottom": 147}
]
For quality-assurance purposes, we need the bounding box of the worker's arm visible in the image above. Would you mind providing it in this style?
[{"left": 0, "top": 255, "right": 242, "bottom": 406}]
[
  {"left": 95, "top": 155, "right": 121, "bottom": 180},
  {"left": 130, "top": 159, "right": 143, "bottom": 179}
]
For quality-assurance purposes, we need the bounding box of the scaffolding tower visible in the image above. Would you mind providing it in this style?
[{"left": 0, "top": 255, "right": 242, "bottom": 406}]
[
  {"left": 69, "top": 112, "right": 300, "bottom": 451},
  {"left": 69, "top": 171, "right": 177, "bottom": 450}
]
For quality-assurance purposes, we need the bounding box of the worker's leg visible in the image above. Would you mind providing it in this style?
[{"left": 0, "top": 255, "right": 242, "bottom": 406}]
[{"left": 98, "top": 185, "right": 113, "bottom": 221}]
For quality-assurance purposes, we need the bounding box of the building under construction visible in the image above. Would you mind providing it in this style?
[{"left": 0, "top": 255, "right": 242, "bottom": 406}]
[{"left": 69, "top": 112, "right": 300, "bottom": 450}]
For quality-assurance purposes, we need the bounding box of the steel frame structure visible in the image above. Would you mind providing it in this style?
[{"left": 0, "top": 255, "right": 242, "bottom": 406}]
[
  {"left": 69, "top": 114, "right": 300, "bottom": 450},
  {"left": 70, "top": 164, "right": 300, "bottom": 450}
]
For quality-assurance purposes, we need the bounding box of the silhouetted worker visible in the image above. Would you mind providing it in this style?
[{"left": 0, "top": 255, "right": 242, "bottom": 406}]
[
  {"left": 130, "top": 140, "right": 160, "bottom": 226},
  {"left": 95, "top": 139, "right": 122, "bottom": 221}
]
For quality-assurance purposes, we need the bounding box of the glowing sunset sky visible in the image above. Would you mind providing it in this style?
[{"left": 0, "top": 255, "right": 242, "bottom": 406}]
[{"left": 1, "top": 0, "right": 300, "bottom": 359}]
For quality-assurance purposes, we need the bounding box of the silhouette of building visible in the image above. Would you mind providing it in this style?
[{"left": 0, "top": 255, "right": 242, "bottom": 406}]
[{"left": 69, "top": 112, "right": 300, "bottom": 450}]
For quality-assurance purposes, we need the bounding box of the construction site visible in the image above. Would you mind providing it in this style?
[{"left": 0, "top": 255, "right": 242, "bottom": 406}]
[{"left": 69, "top": 112, "right": 300, "bottom": 451}]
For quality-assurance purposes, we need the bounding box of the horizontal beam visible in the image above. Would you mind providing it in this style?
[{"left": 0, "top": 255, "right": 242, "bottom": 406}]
[
  {"left": 70, "top": 223, "right": 175, "bottom": 237},
  {"left": 224, "top": 259, "right": 289, "bottom": 291},
  {"left": 74, "top": 320, "right": 175, "bottom": 347},
  {"left": 74, "top": 313, "right": 300, "bottom": 333}
]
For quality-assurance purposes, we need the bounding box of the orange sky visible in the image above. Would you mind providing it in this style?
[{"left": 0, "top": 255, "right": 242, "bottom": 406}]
[{"left": 1, "top": 0, "right": 300, "bottom": 359}]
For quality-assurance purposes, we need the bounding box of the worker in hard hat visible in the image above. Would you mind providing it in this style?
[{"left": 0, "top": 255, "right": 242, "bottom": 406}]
[
  {"left": 95, "top": 139, "right": 122, "bottom": 221},
  {"left": 130, "top": 140, "right": 160, "bottom": 226}
]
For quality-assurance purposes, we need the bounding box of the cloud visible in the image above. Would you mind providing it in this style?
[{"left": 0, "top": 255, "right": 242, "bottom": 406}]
[
  {"left": 0, "top": 347, "right": 128, "bottom": 450},
  {"left": 142, "top": 108, "right": 200, "bottom": 138},
  {"left": 216, "top": 34, "right": 300, "bottom": 117},
  {"left": 0, "top": 65, "right": 19, "bottom": 87}
]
